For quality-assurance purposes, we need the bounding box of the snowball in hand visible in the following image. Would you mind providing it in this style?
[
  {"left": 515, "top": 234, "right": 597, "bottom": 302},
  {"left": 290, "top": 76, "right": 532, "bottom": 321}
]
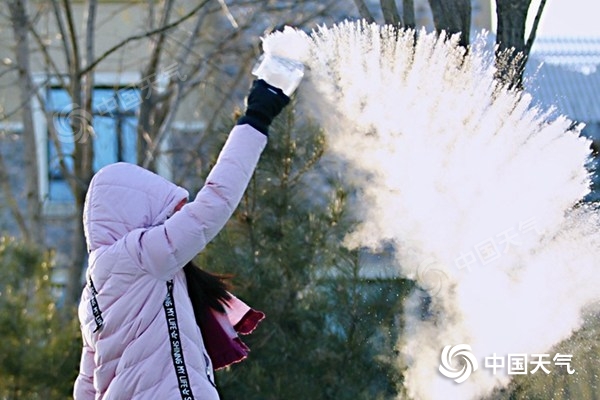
[{"left": 253, "top": 26, "right": 311, "bottom": 96}]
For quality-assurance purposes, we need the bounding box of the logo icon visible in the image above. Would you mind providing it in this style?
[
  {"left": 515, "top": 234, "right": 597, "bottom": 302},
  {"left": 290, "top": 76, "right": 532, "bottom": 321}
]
[
  {"left": 415, "top": 257, "right": 448, "bottom": 298},
  {"left": 439, "top": 344, "right": 478, "bottom": 383},
  {"left": 53, "top": 103, "right": 94, "bottom": 143}
]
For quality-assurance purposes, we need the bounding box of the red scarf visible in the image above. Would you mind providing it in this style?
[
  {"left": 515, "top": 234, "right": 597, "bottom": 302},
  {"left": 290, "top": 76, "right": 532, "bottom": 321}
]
[{"left": 198, "top": 303, "right": 265, "bottom": 369}]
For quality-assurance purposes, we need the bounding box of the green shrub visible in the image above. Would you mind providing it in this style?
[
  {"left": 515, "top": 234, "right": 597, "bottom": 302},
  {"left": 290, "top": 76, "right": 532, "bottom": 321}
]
[{"left": 0, "top": 236, "right": 81, "bottom": 400}]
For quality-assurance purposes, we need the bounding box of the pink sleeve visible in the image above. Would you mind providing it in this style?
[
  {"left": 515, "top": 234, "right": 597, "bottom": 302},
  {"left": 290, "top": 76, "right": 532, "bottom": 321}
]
[
  {"left": 128, "top": 125, "right": 267, "bottom": 280},
  {"left": 73, "top": 338, "right": 96, "bottom": 399}
]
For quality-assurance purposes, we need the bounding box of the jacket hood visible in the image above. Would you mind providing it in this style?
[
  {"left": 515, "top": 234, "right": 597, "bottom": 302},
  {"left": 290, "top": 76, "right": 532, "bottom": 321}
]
[{"left": 83, "top": 162, "right": 189, "bottom": 252}]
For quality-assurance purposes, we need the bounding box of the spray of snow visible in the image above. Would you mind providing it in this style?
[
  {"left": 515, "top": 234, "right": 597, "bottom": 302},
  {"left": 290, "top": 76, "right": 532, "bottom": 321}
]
[
  {"left": 261, "top": 26, "right": 311, "bottom": 63},
  {"left": 261, "top": 21, "right": 600, "bottom": 399}
]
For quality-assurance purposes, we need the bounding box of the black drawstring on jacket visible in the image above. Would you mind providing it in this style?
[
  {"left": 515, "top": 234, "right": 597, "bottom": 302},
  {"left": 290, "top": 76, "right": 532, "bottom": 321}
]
[
  {"left": 164, "top": 279, "right": 195, "bottom": 400},
  {"left": 88, "top": 278, "right": 104, "bottom": 333}
]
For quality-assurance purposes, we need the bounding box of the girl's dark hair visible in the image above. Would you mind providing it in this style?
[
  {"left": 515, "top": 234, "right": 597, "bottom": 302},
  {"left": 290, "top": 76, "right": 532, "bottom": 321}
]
[{"left": 183, "top": 261, "right": 232, "bottom": 314}]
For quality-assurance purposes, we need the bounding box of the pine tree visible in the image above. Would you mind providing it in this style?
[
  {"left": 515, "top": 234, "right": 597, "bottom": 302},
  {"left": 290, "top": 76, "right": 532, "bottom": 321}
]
[
  {"left": 199, "top": 101, "right": 410, "bottom": 399},
  {"left": 0, "top": 236, "right": 81, "bottom": 399}
]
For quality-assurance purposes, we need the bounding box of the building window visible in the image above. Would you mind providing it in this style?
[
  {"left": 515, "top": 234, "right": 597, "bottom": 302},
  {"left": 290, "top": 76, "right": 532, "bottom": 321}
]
[
  {"left": 46, "top": 85, "right": 140, "bottom": 203},
  {"left": 32, "top": 73, "right": 185, "bottom": 214}
]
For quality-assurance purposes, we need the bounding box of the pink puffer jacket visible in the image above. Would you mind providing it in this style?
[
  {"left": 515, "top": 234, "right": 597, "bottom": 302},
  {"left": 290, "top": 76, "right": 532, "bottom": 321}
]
[{"left": 74, "top": 125, "right": 267, "bottom": 400}]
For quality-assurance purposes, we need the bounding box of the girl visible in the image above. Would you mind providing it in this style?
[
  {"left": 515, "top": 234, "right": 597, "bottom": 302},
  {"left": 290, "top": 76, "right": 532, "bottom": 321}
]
[{"left": 74, "top": 78, "right": 293, "bottom": 399}]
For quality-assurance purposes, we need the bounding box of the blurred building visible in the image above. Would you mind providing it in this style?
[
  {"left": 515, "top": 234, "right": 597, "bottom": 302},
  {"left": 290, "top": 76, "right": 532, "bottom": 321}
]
[{"left": 525, "top": 37, "right": 600, "bottom": 201}]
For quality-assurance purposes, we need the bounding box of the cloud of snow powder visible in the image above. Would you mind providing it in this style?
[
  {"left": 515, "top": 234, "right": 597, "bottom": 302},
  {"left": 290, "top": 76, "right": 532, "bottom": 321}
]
[{"left": 261, "top": 22, "right": 600, "bottom": 399}]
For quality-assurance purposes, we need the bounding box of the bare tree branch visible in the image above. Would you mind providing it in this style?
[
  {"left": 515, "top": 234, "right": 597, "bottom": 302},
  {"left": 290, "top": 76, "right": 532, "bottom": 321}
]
[
  {"left": 140, "top": 1, "right": 260, "bottom": 169},
  {"left": 217, "top": 0, "right": 238, "bottom": 29},
  {"left": 524, "top": 0, "right": 547, "bottom": 57},
  {"left": 295, "top": 2, "right": 340, "bottom": 27},
  {"left": 495, "top": 0, "right": 534, "bottom": 89},
  {"left": 62, "top": 0, "right": 80, "bottom": 76},
  {"left": 353, "top": 0, "right": 375, "bottom": 23},
  {"left": 495, "top": 0, "right": 531, "bottom": 53},
  {"left": 428, "top": 0, "right": 471, "bottom": 47},
  {"left": 176, "top": 11, "right": 207, "bottom": 69},
  {"left": 402, "top": 0, "right": 416, "bottom": 29},
  {"left": 0, "top": 78, "right": 50, "bottom": 122},
  {"left": 0, "top": 65, "right": 17, "bottom": 83},
  {"left": 201, "top": 50, "right": 255, "bottom": 136},
  {"left": 0, "top": 145, "right": 30, "bottom": 241},
  {"left": 174, "top": 48, "right": 255, "bottom": 187},
  {"left": 81, "top": 0, "right": 97, "bottom": 183},
  {"left": 380, "top": 0, "right": 400, "bottom": 26},
  {"left": 142, "top": 81, "right": 181, "bottom": 169},
  {"left": 13, "top": 3, "right": 76, "bottom": 196},
  {"left": 148, "top": 0, "right": 175, "bottom": 73},
  {"left": 29, "top": 35, "right": 64, "bottom": 83},
  {"left": 8, "top": 0, "right": 43, "bottom": 245},
  {"left": 137, "top": 0, "right": 176, "bottom": 168},
  {"left": 0, "top": 12, "right": 64, "bottom": 121},
  {"left": 140, "top": 6, "right": 210, "bottom": 169},
  {"left": 80, "top": 0, "right": 211, "bottom": 77},
  {"left": 50, "top": 0, "right": 72, "bottom": 71},
  {"left": 84, "top": 0, "right": 97, "bottom": 70}
]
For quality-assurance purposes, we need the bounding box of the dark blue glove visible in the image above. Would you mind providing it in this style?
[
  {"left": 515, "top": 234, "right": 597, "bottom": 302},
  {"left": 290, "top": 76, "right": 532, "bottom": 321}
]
[{"left": 237, "top": 79, "right": 290, "bottom": 136}]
